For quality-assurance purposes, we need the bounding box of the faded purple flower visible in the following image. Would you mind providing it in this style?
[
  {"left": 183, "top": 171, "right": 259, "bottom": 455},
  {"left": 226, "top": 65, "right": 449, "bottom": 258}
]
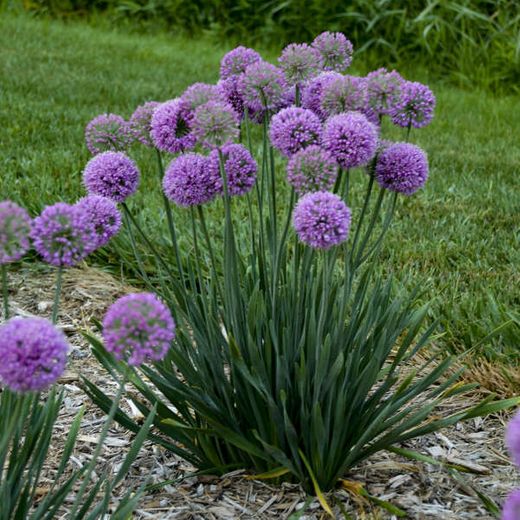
[
  {"left": 320, "top": 75, "right": 367, "bottom": 118},
  {"left": 85, "top": 113, "right": 133, "bottom": 155},
  {"left": 76, "top": 195, "right": 122, "bottom": 249},
  {"left": 208, "top": 143, "right": 257, "bottom": 196},
  {"left": 220, "top": 46, "right": 262, "bottom": 79},
  {"left": 150, "top": 99, "right": 196, "bottom": 154},
  {"left": 364, "top": 68, "right": 404, "bottom": 124},
  {"left": 293, "top": 191, "right": 351, "bottom": 249},
  {"left": 323, "top": 112, "right": 378, "bottom": 169},
  {"left": 287, "top": 146, "right": 338, "bottom": 195},
  {"left": 278, "top": 43, "right": 323, "bottom": 85},
  {"left": 0, "top": 317, "right": 69, "bottom": 392},
  {"left": 31, "top": 203, "right": 96, "bottom": 267},
  {"left": 375, "top": 142, "right": 428, "bottom": 195},
  {"left": 0, "top": 201, "right": 31, "bottom": 264},
  {"left": 391, "top": 81, "right": 436, "bottom": 128},
  {"left": 192, "top": 101, "right": 239, "bottom": 149},
  {"left": 312, "top": 32, "right": 353, "bottom": 72},
  {"left": 301, "top": 71, "right": 343, "bottom": 119},
  {"left": 130, "top": 101, "right": 159, "bottom": 146},
  {"left": 83, "top": 151, "right": 140, "bottom": 203},
  {"left": 163, "top": 153, "right": 219, "bottom": 207},
  {"left": 502, "top": 489, "right": 520, "bottom": 520},
  {"left": 269, "top": 107, "right": 322, "bottom": 157},
  {"left": 103, "top": 293, "right": 175, "bottom": 367},
  {"left": 180, "top": 83, "right": 224, "bottom": 115},
  {"left": 506, "top": 410, "right": 520, "bottom": 469}
]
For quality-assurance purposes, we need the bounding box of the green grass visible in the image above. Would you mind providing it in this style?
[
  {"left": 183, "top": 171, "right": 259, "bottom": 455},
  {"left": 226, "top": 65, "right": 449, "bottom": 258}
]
[{"left": 0, "top": 14, "right": 518, "bottom": 364}]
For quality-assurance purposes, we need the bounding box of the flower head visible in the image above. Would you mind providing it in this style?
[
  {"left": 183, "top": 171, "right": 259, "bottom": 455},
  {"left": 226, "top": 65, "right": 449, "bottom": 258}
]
[
  {"left": 180, "top": 83, "right": 224, "bottom": 115},
  {"left": 163, "top": 153, "right": 219, "bottom": 207},
  {"left": 150, "top": 99, "right": 196, "bottom": 153},
  {"left": 85, "top": 113, "right": 133, "bottom": 155},
  {"left": 502, "top": 489, "right": 520, "bottom": 520},
  {"left": 220, "top": 46, "right": 262, "bottom": 79},
  {"left": 0, "top": 317, "right": 69, "bottom": 392},
  {"left": 218, "top": 76, "right": 246, "bottom": 120},
  {"left": 391, "top": 81, "right": 436, "bottom": 128},
  {"left": 301, "top": 71, "right": 343, "bottom": 119},
  {"left": 238, "top": 61, "right": 288, "bottom": 112},
  {"left": 208, "top": 144, "right": 257, "bottom": 196},
  {"left": 506, "top": 410, "right": 520, "bottom": 469},
  {"left": 130, "top": 101, "right": 159, "bottom": 146},
  {"left": 375, "top": 142, "right": 428, "bottom": 195},
  {"left": 293, "top": 191, "right": 351, "bottom": 249},
  {"left": 278, "top": 43, "right": 323, "bottom": 85},
  {"left": 320, "top": 75, "right": 367, "bottom": 118},
  {"left": 0, "top": 201, "right": 31, "bottom": 264},
  {"left": 287, "top": 145, "right": 337, "bottom": 195},
  {"left": 192, "top": 101, "right": 239, "bottom": 149},
  {"left": 103, "top": 293, "right": 175, "bottom": 366},
  {"left": 83, "top": 151, "right": 140, "bottom": 203},
  {"left": 364, "top": 68, "right": 404, "bottom": 124},
  {"left": 312, "top": 32, "right": 353, "bottom": 72},
  {"left": 323, "top": 112, "right": 379, "bottom": 169},
  {"left": 269, "top": 107, "right": 322, "bottom": 157},
  {"left": 31, "top": 203, "right": 96, "bottom": 266},
  {"left": 76, "top": 195, "right": 122, "bottom": 249}
]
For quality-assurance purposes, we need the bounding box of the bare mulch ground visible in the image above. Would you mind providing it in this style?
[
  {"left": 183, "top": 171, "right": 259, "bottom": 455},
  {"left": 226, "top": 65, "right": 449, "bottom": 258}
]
[{"left": 3, "top": 264, "right": 519, "bottom": 519}]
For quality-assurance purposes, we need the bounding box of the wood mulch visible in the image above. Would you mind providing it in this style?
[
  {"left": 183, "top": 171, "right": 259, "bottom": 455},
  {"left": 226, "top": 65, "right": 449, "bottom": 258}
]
[{"left": 3, "top": 264, "right": 519, "bottom": 519}]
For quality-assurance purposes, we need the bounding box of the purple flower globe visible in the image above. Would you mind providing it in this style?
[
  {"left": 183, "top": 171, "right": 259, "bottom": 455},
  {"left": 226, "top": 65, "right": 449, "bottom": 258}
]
[
  {"left": 163, "top": 153, "right": 219, "bottom": 207},
  {"left": 220, "top": 46, "right": 262, "bottom": 79},
  {"left": 269, "top": 107, "right": 322, "bottom": 157},
  {"left": 31, "top": 203, "right": 96, "bottom": 267},
  {"left": 0, "top": 201, "right": 31, "bottom": 264},
  {"left": 85, "top": 113, "right": 133, "bottom": 155},
  {"left": 278, "top": 43, "right": 323, "bottom": 85},
  {"left": 208, "top": 143, "right": 258, "bottom": 196},
  {"left": 502, "top": 489, "right": 520, "bottom": 520},
  {"left": 293, "top": 191, "right": 351, "bottom": 249},
  {"left": 180, "top": 83, "right": 224, "bottom": 115},
  {"left": 238, "top": 61, "right": 288, "bottom": 112},
  {"left": 506, "top": 410, "right": 520, "bottom": 469},
  {"left": 375, "top": 142, "right": 429, "bottom": 195},
  {"left": 83, "top": 151, "right": 140, "bottom": 203},
  {"left": 312, "top": 32, "right": 353, "bottom": 72},
  {"left": 218, "top": 77, "right": 246, "bottom": 120},
  {"left": 192, "top": 101, "right": 239, "bottom": 149},
  {"left": 391, "top": 81, "right": 436, "bottom": 128},
  {"left": 150, "top": 99, "right": 197, "bottom": 154},
  {"left": 287, "top": 146, "right": 338, "bottom": 195},
  {"left": 103, "top": 292, "right": 175, "bottom": 366},
  {"left": 364, "top": 68, "right": 404, "bottom": 124},
  {"left": 323, "top": 112, "right": 379, "bottom": 169},
  {"left": 0, "top": 317, "right": 69, "bottom": 392},
  {"left": 301, "top": 71, "right": 343, "bottom": 120},
  {"left": 130, "top": 101, "right": 159, "bottom": 146},
  {"left": 76, "top": 195, "right": 122, "bottom": 249},
  {"left": 320, "top": 75, "right": 367, "bottom": 118}
]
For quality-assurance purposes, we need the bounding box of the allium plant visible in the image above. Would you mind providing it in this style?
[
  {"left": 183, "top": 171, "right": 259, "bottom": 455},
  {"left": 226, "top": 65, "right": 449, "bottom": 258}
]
[
  {"left": 130, "top": 101, "right": 159, "bottom": 146},
  {"left": 84, "top": 32, "right": 518, "bottom": 508},
  {"left": 85, "top": 113, "right": 133, "bottom": 155}
]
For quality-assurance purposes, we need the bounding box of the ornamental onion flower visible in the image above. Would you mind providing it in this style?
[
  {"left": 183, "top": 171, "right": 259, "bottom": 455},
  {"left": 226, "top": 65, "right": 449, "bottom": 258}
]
[
  {"left": 163, "top": 153, "right": 219, "bottom": 207},
  {"left": 208, "top": 143, "right": 257, "bottom": 196},
  {"left": 150, "top": 99, "right": 196, "bottom": 153},
  {"left": 220, "top": 46, "right": 262, "bottom": 79},
  {"left": 269, "top": 107, "right": 322, "bottom": 157},
  {"left": 0, "top": 201, "right": 31, "bottom": 264},
  {"left": 278, "top": 43, "right": 323, "bottom": 86},
  {"left": 320, "top": 75, "right": 367, "bottom": 118},
  {"left": 76, "top": 195, "right": 122, "bottom": 249},
  {"left": 293, "top": 191, "right": 351, "bottom": 249},
  {"left": 323, "top": 112, "right": 378, "bottom": 169},
  {"left": 130, "top": 101, "right": 159, "bottom": 146},
  {"left": 502, "top": 489, "right": 520, "bottom": 520},
  {"left": 180, "top": 83, "right": 225, "bottom": 115},
  {"left": 391, "top": 80, "right": 436, "bottom": 128},
  {"left": 31, "top": 203, "right": 96, "bottom": 266},
  {"left": 312, "top": 31, "right": 353, "bottom": 72},
  {"left": 0, "top": 317, "right": 69, "bottom": 392},
  {"left": 218, "top": 77, "right": 246, "bottom": 120},
  {"left": 375, "top": 142, "right": 428, "bottom": 195},
  {"left": 103, "top": 293, "right": 175, "bottom": 366},
  {"left": 83, "top": 151, "right": 140, "bottom": 203},
  {"left": 192, "top": 101, "right": 239, "bottom": 149},
  {"left": 364, "top": 68, "right": 404, "bottom": 124},
  {"left": 85, "top": 113, "right": 133, "bottom": 155},
  {"left": 506, "top": 410, "right": 520, "bottom": 469},
  {"left": 286, "top": 145, "right": 337, "bottom": 195},
  {"left": 301, "top": 71, "right": 343, "bottom": 119}
]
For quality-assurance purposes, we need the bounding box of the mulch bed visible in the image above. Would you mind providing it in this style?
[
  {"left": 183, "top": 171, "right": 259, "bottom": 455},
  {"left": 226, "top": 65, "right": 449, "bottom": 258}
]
[{"left": 3, "top": 264, "right": 519, "bottom": 519}]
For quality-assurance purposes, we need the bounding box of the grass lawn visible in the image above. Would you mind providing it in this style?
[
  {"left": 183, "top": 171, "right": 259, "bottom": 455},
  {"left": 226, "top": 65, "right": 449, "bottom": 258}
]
[{"left": 1, "top": 14, "right": 518, "bottom": 370}]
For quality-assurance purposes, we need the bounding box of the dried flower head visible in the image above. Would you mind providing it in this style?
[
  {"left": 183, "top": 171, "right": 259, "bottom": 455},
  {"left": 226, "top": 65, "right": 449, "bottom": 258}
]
[
  {"left": 312, "top": 32, "right": 353, "bottom": 72},
  {"left": 278, "top": 43, "right": 323, "bottom": 85},
  {"left": 320, "top": 75, "right": 367, "bottom": 118},
  {"left": 85, "top": 113, "right": 133, "bottom": 155},
  {"left": 220, "top": 46, "right": 262, "bottom": 79},
  {"left": 76, "top": 195, "right": 122, "bottom": 249},
  {"left": 506, "top": 410, "right": 520, "bottom": 469},
  {"left": 391, "top": 81, "right": 436, "bottom": 128},
  {"left": 192, "top": 101, "right": 239, "bottom": 149},
  {"left": 130, "top": 101, "right": 159, "bottom": 146},
  {"left": 301, "top": 71, "right": 343, "bottom": 119},
  {"left": 364, "top": 68, "right": 404, "bottom": 124},
  {"left": 0, "top": 201, "right": 31, "bottom": 264},
  {"left": 103, "top": 293, "right": 175, "bottom": 366},
  {"left": 150, "top": 99, "right": 196, "bottom": 153}
]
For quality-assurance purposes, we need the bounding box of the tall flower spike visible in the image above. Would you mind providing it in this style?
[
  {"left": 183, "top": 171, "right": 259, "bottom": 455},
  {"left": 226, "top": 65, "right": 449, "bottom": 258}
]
[
  {"left": 85, "top": 113, "right": 133, "bottom": 155},
  {"left": 192, "top": 101, "right": 239, "bottom": 149},
  {"left": 278, "top": 43, "right": 323, "bottom": 86},
  {"left": 0, "top": 201, "right": 31, "bottom": 264},
  {"left": 103, "top": 293, "right": 175, "bottom": 367},
  {"left": 76, "top": 195, "right": 122, "bottom": 249},
  {"left": 220, "top": 46, "right": 262, "bottom": 79},
  {"left": 391, "top": 81, "right": 436, "bottom": 128},
  {"left": 130, "top": 101, "right": 159, "bottom": 147},
  {"left": 312, "top": 32, "right": 353, "bottom": 72}
]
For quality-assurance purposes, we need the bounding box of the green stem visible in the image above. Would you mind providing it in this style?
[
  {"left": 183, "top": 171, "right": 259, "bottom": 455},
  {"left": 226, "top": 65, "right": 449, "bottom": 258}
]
[
  {"left": 406, "top": 121, "right": 412, "bottom": 141},
  {"left": 244, "top": 108, "right": 253, "bottom": 156},
  {"left": 295, "top": 84, "right": 301, "bottom": 107},
  {"left": 52, "top": 266, "right": 63, "bottom": 324},
  {"left": 333, "top": 166, "right": 343, "bottom": 194},
  {"left": 350, "top": 174, "right": 375, "bottom": 262},
  {"left": 2, "top": 265, "right": 8, "bottom": 321}
]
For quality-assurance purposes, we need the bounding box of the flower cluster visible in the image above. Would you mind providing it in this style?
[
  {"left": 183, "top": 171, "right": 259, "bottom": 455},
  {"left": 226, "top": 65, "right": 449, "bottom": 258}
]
[
  {"left": 320, "top": 75, "right": 366, "bottom": 117},
  {"left": 192, "top": 101, "right": 239, "bottom": 149},
  {"left": 0, "top": 201, "right": 32, "bottom": 264},
  {"left": 220, "top": 46, "right": 262, "bottom": 79},
  {"left": 85, "top": 113, "right": 133, "bottom": 155},
  {"left": 312, "top": 31, "right": 353, "bottom": 72},
  {"left": 391, "top": 81, "right": 436, "bottom": 128},
  {"left": 76, "top": 195, "right": 122, "bottom": 249},
  {"left": 130, "top": 101, "right": 159, "bottom": 146},
  {"left": 278, "top": 43, "right": 323, "bottom": 85},
  {"left": 364, "top": 68, "right": 403, "bottom": 124}
]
